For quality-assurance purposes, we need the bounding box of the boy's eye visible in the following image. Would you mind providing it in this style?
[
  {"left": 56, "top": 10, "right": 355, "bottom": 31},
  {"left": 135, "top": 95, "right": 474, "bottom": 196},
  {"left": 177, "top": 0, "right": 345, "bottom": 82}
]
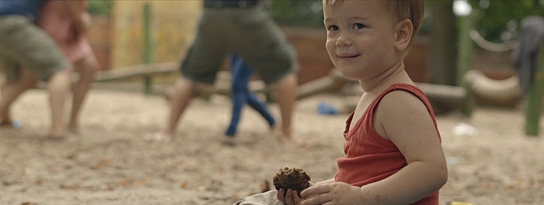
[
  {"left": 352, "top": 23, "right": 365, "bottom": 29},
  {"left": 327, "top": 25, "right": 339, "bottom": 31}
]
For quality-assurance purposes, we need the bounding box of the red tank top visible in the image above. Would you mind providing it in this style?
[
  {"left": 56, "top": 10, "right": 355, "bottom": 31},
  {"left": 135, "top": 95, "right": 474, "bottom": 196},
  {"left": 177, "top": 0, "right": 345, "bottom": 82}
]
[{"left": 335, "top": 84, "right": 440, "bottom": 205}]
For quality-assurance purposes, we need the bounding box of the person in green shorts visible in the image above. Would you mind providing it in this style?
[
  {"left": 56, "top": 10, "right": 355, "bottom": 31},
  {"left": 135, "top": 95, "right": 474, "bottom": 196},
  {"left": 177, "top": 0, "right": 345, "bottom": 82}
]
[
  {"left": 0, "top": 1, "right": 78, "bottom": 138},
  {"left": 146, "top": 0, "right": 299, "bottom": 143}
]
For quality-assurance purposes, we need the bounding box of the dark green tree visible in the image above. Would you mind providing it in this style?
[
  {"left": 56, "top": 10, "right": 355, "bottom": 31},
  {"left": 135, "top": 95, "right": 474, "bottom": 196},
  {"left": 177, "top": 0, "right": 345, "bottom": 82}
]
[
  {"left": 88, "top": 0, "right": 112, "bottom": 16},
  {"left": 470, "top": 0, "right": 542, "bottom": 42},
  {"left": 270, "top": 0, "right": 323, "bottom": 28}
]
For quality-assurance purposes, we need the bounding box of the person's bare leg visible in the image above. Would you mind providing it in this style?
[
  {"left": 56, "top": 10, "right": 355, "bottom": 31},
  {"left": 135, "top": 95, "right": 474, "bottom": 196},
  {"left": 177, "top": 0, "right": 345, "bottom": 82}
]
[
  {"left": 147, "top": 77, "right": 195, "bottom": 141},
  {"left": 0, "top": 68, "right": 37, "bottom": 125},
  {"left": 47, "top": 69, "right": 72, "bottom": 138},
  {"left": 69, "top": 55, "right": 98, "bottom": 133},
  {"left": 273, "top": 73, "right": 297, "bottom": 141}
]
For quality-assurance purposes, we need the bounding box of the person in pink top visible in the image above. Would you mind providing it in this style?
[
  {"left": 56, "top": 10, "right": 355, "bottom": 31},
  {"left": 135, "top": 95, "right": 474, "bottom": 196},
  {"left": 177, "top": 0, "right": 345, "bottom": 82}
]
[
  {"left": 235, "top": 0, "right": 447, "bottom": 205},
  {"left": 39, "top": 0, "right": 99, "bottom": 134},
  {"left": 0, "top": 0, "right": 99, "bottom": 135}
]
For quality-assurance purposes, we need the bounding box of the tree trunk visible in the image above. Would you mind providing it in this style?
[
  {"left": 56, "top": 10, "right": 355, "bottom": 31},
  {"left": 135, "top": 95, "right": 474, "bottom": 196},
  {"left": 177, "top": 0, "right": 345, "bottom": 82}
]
[{"left": 428, "top": 1, "right": 457, "bottom": 85}]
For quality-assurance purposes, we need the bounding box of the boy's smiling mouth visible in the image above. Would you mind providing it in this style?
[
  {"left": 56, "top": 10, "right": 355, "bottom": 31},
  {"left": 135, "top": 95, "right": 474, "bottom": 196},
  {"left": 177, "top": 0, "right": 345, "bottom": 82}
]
[{"left": 337, "top": 53, "right": 361, "bottom": 60}]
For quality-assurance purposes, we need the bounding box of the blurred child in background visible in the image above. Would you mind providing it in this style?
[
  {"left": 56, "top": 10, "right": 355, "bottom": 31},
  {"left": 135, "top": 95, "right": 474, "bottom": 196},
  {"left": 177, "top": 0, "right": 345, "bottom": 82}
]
[
  {"left": 38, "top": 0, "right": 99, "bottom": 134},
  {"left": 222, "top": 54, "right": 276, "bottom": 145}
]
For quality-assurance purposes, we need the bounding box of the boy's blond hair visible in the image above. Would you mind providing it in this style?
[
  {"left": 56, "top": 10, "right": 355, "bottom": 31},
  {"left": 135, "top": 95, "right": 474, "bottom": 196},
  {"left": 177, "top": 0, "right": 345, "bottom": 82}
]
[{"left": 323, "top": 0, "right": 425, "bottom": 46}]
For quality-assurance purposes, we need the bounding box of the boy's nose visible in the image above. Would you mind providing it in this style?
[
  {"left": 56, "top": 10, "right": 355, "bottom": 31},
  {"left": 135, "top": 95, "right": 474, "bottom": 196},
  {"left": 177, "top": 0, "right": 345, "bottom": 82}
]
[{"left": 336, "top": 33, "right": 352, "bottom": 47}]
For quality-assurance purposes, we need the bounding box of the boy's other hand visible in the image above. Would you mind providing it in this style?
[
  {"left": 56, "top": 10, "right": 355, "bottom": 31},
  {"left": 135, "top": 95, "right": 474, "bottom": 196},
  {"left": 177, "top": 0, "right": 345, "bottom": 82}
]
[
  {"left": 300, "top": 182, "right": 362, "bottom": 205},
  {"left": 277, "top": 188, "right": 303, "bottom": 205}
]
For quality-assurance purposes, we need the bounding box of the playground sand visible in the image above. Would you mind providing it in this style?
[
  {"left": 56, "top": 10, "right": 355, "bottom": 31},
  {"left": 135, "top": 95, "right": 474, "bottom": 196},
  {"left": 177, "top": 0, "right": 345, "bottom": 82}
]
[{"left": 0, "top": 88, "right": 543, "bottom": 205}]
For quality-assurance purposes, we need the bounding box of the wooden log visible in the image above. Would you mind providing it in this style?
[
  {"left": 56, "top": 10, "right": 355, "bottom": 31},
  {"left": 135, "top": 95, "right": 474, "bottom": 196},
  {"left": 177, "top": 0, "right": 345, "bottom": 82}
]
[
  {"left": 94, "top": 62, "right": 178, "bottom": 82},
  {"left": 213, "top": 69, "right": 345, "bottom": 100},
  {"left": 416, "top": 82, "right": 466, "bottom": 108},
  {"left": 92, "top": 64, "right": 466, "bottom": 111},
  {"left": 342, "top": 83, "right": 466, "bottom": 114},
  {"left": 297, "top": 76, "right": 334, "bottom": 100}
]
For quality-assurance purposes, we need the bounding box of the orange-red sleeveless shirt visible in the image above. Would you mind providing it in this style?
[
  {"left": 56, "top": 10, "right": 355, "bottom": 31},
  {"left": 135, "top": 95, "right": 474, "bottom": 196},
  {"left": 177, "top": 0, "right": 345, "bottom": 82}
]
[{"left": 335, "top": 84, "right": 441, "bottom": 205}]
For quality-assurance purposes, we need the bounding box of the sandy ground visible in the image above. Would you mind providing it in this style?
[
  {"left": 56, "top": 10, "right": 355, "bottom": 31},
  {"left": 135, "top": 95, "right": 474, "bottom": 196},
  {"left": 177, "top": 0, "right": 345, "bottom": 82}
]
[{"left": 1, "top": 86, "right": 544, "bottom": 205}]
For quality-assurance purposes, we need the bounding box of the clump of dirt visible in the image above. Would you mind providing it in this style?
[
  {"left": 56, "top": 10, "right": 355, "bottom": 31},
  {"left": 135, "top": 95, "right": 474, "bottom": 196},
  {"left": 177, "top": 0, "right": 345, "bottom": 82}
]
[{"left": 272, "top": 167, "right": 310, "bottom": 196}]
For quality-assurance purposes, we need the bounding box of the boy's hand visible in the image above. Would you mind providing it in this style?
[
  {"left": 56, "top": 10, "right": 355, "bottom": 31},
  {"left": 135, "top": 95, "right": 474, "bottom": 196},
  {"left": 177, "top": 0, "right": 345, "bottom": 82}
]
[
  {"left": 277, "top": 188, "right": 303, "bottom": 205},
  {"left": 277, "top": 181, "right": 315, "bottom": 205},
  {"left": 300, "top": 182, "right": 362, "bottom": 205}
]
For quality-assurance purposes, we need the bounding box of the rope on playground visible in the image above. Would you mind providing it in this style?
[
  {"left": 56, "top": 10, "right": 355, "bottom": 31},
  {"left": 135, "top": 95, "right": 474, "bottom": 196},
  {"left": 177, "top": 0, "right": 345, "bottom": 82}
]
[
  {"left": 469, "top": 30, "right": 518, "bottom": 53},
  {"left": 463, "top": 31, "right": 523, "bottom": 104},
  {"left": 464, "top": 70, "right": 521, "bottom": 103}
]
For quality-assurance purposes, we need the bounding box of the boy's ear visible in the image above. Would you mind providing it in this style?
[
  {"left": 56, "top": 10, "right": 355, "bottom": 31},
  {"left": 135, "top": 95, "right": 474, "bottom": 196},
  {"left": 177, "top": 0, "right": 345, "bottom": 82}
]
[{"left": 394, "top": 19, "right": 414, "bottom": 51}]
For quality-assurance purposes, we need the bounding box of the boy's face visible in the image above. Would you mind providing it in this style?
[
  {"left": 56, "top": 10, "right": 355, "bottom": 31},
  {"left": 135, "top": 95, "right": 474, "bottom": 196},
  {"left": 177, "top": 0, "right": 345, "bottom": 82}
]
[{"left": 323, "top": 1, "right": 400, "bottom": 81}]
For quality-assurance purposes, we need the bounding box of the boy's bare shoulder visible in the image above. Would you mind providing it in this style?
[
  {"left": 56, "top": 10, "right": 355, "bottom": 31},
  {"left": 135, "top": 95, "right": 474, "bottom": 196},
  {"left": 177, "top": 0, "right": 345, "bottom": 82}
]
[
  {"left": 377, "top": 90, "right": 429, "bottom": 116},
  {"left": 382, "top": 89, "right": 424, "bottom": 103}
]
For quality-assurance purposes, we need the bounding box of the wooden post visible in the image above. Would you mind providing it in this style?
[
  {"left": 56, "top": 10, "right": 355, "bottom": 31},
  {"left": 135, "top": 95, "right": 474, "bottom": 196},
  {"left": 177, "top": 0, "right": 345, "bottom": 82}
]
[
  {"left": 525, "top": 40, "right": 544, "bottom": 136},
  {"left": 143, "top": 3, "right": 153, "bottom": 95},
  {"left": 456, "top": 10, "right": 478, "bottom": 117}
]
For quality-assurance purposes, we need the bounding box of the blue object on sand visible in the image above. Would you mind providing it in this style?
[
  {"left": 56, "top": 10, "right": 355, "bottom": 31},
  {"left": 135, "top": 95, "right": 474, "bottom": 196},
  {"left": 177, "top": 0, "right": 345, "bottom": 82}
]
[
  {"left": 317, "top": 102, "right": 338, "bottom": 115},
  {"left": 11, "top": 120, "right": 22, "bottom": 128}
]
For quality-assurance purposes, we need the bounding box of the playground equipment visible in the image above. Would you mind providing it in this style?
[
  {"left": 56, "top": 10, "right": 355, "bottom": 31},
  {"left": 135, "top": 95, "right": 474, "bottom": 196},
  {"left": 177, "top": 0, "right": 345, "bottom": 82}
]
[
  {"left": 462, "top": 29, "right": 521, "bottom": 107},
  {"left": 512, "top": 16, "right": 544, "bottom": 135},
  {"left": 463, "top": 70, "right": 521, "bottom": 104},
  {"left": 143, "top": 3, "right": 153, "bottom": 95},
  {"left": 524, "top": 37, "right": 544, "bottom": 136},
  {"left": 93, "top": 62, "right": 177, "bottom": 83},
  {"left": 460, "top": 14, "right": 544, "bottom": 136},
  {"left": 456, "top": 8, "right": 478, "bottom": 116}
]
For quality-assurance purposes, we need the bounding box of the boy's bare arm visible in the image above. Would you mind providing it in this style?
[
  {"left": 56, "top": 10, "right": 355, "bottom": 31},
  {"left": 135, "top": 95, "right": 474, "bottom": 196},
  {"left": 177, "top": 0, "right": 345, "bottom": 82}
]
[{"left": 363, "top": 90, "right": 448, "bottom": 204}]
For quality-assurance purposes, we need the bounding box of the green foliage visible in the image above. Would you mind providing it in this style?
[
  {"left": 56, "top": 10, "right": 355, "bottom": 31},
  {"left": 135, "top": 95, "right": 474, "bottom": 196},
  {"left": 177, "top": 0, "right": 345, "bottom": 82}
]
[
  {"left": 270, "top": 0, "right": 434, "bottom": 34},
  {"left": 88, "top": 0, "right": 112, "bottom": 16},
  {"left": 271, "top": 0, "right": 324, "bottom": 28},
  {"left": 470, "top": 0, "right": 543, "bottom": 43},
  {"left": 85, "top": 0, "right": 543, "bottom": 44}
]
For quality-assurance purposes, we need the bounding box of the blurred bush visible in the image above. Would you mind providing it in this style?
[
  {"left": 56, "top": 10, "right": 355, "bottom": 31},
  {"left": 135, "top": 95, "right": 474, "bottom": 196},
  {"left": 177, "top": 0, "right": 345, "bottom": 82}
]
[
  {"left": 270, "top": 0, "right": 324, "bottom": 28},
  {"left": 270, "top": 0, "right": 433, "bottom": 35},
  {"left": 469, "top": 0, "right": 543, "bottom": 43},
  {"left": 88, "top": 0, "right": 112, "bottom": 16},
  {"left": 85, "top": 0, "right": 428, "bottom": 32}
]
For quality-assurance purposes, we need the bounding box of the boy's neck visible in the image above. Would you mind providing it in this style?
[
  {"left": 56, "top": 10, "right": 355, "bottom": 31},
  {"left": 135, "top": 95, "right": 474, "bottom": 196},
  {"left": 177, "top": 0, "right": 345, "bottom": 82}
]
[{"left": 359, "top": 60, "right": 413, "bottom": 93}]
